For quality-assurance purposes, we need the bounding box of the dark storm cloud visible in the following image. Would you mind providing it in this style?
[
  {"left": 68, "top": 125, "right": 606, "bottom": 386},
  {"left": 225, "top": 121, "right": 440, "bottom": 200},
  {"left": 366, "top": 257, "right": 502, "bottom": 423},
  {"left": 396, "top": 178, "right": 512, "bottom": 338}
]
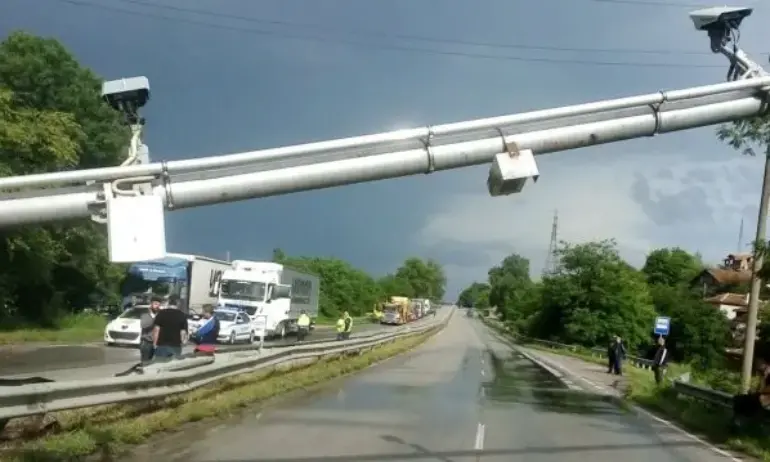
[
  {"left": 6, "top": 0, "right": 760, "bottom": 297},
  {"left": 631, "top": 172, "right": 715, "bottom": 226}
]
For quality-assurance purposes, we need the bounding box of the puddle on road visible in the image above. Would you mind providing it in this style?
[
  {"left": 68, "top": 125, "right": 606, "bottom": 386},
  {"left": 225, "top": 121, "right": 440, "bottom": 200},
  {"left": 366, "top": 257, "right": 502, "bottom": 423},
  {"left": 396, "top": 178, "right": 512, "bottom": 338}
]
[{"left": 483, "top": 350, "right": 621, "bottom": 416}]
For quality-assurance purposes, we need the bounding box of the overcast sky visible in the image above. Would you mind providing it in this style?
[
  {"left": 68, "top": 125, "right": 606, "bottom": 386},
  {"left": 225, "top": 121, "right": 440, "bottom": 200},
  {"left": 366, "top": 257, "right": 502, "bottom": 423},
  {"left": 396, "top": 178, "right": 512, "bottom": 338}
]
[{"left": 3, "top": 0, "right": 768, "bottom": 298}]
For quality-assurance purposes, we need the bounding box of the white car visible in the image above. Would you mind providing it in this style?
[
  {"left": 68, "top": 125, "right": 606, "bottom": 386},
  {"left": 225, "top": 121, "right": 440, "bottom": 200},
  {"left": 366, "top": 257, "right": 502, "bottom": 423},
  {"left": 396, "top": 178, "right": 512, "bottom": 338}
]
[
  {"left": 104, "top": 307, "right": 149, "bottom": 347},
  {"left": 214, "top": 309, "right": 256, "bottom": 344}
]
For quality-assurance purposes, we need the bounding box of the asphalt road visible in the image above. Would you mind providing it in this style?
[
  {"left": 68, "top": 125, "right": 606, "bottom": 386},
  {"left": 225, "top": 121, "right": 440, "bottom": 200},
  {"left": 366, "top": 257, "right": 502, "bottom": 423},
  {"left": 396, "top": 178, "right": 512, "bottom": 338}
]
[
  {"left": 136, "top": 313, "right": 736, "bottom": 462},
  {"left": 0, "top": 322, "right": 385, "bottom": 379}
]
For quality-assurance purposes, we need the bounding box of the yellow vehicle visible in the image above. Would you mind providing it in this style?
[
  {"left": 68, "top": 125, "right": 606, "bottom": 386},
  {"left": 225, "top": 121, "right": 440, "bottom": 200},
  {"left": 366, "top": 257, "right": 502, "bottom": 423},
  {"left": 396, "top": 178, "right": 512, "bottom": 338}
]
[
  {"left": 380, "top": 296, "right": 410, "bottom": 325},
  {"left": 370, "top": 305, "right": 383, "bottom": 323}
]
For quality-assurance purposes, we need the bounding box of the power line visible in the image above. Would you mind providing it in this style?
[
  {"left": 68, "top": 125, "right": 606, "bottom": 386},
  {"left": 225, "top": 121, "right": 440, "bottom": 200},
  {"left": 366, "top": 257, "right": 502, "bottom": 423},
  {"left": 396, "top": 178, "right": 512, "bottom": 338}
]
[
  {"left": 52, "top": 0, "right": 727, "bottom": 69},
  {"left": 111, "top": 0, "right": 718, "bottom": 57},
  {"left": 593, "top": 0, "right": 717, "bottom": 7}
]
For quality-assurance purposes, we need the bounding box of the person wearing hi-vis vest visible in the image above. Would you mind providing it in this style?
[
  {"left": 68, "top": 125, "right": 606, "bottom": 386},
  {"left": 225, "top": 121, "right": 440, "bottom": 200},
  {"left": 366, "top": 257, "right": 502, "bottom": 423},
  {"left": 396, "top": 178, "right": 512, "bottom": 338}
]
[
  {"left": 342, "top": 311, "right": 353, "bottom": 340},
  {"left": 296, "top": 310, "right": 311, "bottom": 342},
  {"left": 336, "top": 314, "right": 346, "bottom": 341}
]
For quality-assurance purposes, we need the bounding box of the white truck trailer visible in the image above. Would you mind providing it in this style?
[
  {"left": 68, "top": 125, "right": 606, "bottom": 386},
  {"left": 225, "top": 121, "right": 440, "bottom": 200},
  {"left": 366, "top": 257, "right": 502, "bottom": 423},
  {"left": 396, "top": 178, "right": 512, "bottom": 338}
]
[{"left": 211, "top": 260, "right": 320, "bottom": 339}]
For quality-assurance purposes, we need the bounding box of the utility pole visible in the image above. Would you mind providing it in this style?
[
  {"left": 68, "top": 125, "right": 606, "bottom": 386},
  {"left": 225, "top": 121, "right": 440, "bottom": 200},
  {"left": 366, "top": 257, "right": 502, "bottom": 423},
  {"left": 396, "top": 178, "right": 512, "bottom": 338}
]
[
  {"left": 740, "top": 147, "right": 770, "bottom": 393},
  {"left": 543, "top": 210, "right": 559, "bottom": 277}
]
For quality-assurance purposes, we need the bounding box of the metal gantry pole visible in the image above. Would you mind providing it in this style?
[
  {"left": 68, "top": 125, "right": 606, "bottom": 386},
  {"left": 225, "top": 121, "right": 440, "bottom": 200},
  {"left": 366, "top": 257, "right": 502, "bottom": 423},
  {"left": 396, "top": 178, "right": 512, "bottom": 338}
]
[
  {"left": 0, "top": 93, "right": 766, "bottom": 226},
  {"left": 0, "top": 77, "right": 769, "bottom": 192}
]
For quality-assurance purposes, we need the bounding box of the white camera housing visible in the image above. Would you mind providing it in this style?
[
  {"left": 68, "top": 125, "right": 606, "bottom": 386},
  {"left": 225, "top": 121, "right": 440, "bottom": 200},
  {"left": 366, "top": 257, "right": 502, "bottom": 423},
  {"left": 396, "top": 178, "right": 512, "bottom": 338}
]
[
  {"left": 487, "top": 149, "right": 540, "bottom": 197},
  {"left": 102, "top": 76, "right": 150, "bottom": 123},
  {"left": 689, "top": 6, "right": 752, "bottom": 31}
]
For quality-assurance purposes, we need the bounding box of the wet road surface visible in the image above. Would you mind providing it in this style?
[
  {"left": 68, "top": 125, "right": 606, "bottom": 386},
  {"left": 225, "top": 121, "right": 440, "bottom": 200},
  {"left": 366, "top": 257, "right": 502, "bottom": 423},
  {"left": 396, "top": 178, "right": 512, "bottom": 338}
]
[
  {"left": 135, "top": 313, "right": 736, "bottom": 462},
  {"left": 0, "top": 323, "right": 384, "bottom": 378}
]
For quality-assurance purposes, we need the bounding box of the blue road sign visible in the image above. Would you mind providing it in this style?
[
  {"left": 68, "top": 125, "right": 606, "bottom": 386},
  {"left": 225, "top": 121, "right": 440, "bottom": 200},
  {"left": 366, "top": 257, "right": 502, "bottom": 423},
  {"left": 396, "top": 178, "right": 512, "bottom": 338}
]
[{"left": 654, "top": 316, "right": 670, "bottom": 336}]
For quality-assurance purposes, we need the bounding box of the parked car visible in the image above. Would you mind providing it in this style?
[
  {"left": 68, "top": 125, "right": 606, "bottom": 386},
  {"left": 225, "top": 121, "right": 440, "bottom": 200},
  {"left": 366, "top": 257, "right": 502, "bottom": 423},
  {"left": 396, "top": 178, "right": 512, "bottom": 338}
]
[
  {"left": 104, "top": 307, "right": 148, "bottom": 347},
  {"left": 213, "top": 309, "right": 256, "bottom": 344}
]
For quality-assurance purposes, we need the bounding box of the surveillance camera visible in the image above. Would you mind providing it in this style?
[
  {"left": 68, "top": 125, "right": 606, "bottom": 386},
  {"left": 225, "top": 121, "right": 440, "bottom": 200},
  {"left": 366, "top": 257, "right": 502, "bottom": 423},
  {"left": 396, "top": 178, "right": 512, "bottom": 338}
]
[
  {"left": 689, "top": 6, "right": 752, "bottom": 32},
  {"left": 487, "top": 149, "right": 539, "bottom": 197},
  {"left": 101, "top": 76, "right": 150, "bottom": 124}
]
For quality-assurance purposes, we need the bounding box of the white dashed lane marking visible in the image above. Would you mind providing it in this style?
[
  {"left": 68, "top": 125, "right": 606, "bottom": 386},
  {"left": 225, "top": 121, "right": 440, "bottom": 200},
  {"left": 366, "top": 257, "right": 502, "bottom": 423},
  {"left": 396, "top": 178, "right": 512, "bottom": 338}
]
[{"left": 474, "top": 423, "right": 486, "bottom": 451}]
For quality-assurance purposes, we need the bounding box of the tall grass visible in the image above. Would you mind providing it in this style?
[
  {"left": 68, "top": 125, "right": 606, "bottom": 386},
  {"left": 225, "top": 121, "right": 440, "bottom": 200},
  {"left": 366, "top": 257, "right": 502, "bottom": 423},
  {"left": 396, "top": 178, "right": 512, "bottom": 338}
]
[{"left": 0, "top": 313, "right": 107, "bottom": 345}]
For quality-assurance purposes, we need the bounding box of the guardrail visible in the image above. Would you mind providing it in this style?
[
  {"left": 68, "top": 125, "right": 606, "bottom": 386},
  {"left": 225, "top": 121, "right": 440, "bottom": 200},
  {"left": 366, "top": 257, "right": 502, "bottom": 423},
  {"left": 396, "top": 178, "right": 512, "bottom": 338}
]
[
  {"left": 672, "top": 380, "right": 733, "bottom": 408},
  {"left": 0, "top": 312, "right": 450, "bottom": 428},
  {"left": 482, "top": 318, "right": 655, "bottom": 369},
  {"left": 111, "top": 327, "right": 418, "bottom": 377},
  {"left": 482, "top": 317, "right": 740, "bottom": 409}
]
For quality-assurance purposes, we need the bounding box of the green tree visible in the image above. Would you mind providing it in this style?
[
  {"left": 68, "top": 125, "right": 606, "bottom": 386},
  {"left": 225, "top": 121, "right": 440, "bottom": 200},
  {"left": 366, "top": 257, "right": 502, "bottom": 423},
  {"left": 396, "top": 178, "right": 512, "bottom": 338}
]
[
  {"left": 648, "top": 284, "right": 730, "bottom": 369},
  {"left": 531, "top": 240, "right": 656, "bottom": 350},
  {"left": 275, "top": 252, "right": 445, "bottom": 319},
  {"left": 0, "top": 31, "right": 125, "bottom": 167},
  {"left": 487, "top": 253, "right": 532, "bottom": 322},
  {"left": 378, "top": 273, "right": 414, "bottom": 298},
  {"left": 393, "top": 257, "right": 446, "bottom": 301},
  {"left": 279, "top": 255, "right": 383, "bottom": 318},
  {"left": 642, "top": 247, "right": 703, "bottom": 287},
  {"left": 642, "top": 247, "right": 729, "bottom": 368},
  {"left": 457, "top": 282, "right": 490, "bottom": 308},
  {"left": 271, "top": 248, "right": 287, "bottom": 263},
  {"left": 0, "top": 32, "right": 128, "bottom": 326}
]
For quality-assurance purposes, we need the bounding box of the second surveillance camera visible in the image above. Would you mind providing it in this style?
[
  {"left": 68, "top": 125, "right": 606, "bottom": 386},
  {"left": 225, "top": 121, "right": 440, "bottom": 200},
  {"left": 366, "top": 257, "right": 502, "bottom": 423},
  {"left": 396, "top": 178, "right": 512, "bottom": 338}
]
[
  {"left": 102, "top": 76, "right": 150, "bottom": 123},
  {"left": 487, "top": 149, "right": 539, "bottom": 197},
  {"left": 689, "top": 6, "right": 752, "bottom": 31}
]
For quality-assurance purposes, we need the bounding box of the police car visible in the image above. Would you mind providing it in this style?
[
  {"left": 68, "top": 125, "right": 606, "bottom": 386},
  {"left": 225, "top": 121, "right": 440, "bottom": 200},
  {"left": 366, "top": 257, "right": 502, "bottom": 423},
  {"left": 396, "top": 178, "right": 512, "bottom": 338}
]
[{"left": 212, "top": 308, "right": 256, "bottom": 344}]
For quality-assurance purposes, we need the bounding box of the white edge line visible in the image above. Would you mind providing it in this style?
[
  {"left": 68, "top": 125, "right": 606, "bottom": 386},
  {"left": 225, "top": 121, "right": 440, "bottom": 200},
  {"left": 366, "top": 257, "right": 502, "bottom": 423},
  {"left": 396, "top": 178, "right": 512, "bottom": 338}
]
[
  {"left": 519, "top": 347, "right": 743, "bottom": 462},
  {"left": 474, "top": 422, "right": 486, "bottom": 451},
  {"left": 630, "top": 402, "right": 742, "bottom": 462}
]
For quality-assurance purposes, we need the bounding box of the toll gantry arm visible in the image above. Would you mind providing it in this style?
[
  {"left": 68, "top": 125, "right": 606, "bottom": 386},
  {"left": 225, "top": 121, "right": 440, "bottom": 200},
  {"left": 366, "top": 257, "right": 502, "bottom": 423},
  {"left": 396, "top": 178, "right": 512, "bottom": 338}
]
[{"left": 1, "top": 77, "right": 768, "bottom": 227}]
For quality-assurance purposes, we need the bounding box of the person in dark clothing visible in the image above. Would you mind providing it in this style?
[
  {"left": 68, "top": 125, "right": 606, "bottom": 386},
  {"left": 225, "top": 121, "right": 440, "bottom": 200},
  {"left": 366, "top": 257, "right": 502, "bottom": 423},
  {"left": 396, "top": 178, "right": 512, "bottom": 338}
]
[
  {"left": 610, "top": 336, "right": 626, "bottom": 376},
  {"left": 607, "top": 339, "right": 617, "bottom": 374},
  {"left": 152, "top": 304, "right": 189, "bottom": 360},
  {"left": 652, "top": 336, "right": 668, "bottom": 385},
  {"left": 191, "top": 305, "right": 219, "bottom": 355},
  {"left": 138, "top": 297, "right": 162, "bottom": 365}
]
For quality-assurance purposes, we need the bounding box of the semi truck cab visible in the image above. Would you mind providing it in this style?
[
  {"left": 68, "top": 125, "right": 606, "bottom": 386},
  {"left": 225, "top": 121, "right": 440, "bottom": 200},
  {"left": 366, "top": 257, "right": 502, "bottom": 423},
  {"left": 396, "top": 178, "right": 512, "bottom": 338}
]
[{"left": 213, "top": 261, "right": 296, "bottom": 339}]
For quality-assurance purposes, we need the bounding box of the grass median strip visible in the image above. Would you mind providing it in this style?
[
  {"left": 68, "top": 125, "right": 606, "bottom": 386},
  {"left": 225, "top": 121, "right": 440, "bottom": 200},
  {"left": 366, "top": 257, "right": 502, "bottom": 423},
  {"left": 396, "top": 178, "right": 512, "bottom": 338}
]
[
  {"left": 3, "top": 328, "right": 438, "bottom": 461},
  {"left": 0, "top": 314, "right": 107, "bottom": 345}
]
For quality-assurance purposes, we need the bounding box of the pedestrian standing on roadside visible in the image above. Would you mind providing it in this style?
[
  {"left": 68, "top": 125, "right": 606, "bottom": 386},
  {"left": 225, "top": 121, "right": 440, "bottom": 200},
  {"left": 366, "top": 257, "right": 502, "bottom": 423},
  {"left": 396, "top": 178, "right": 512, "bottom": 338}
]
[
  {"left": 652, "top": 336, "right": 668, "bottom": 385},
  {"left": 296, "top": 310, "right": 311, "bottom": 342},
  {"left": 611, "top": 335, "right": 626, "bottom": 376},
  {"left": 606, "top": 338, "right": 616, "bottom": 374},
  {"left": 336, "top": 314, "right": 346, "bottom": 341},
  {"left": 342, "top": 311, "right": 353, "bottom": 340},
  {"left": 152, "top": 300, "right": 189, "bottom": 360},
  {"left": 139, "top": 296, "right": 162, "bottom": 365}
]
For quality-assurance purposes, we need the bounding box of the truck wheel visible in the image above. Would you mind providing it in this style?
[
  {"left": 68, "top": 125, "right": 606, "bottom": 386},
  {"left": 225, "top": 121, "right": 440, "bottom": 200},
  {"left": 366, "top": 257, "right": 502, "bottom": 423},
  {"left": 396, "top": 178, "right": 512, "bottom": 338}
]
[{"left": 228, "top": 331, "right": 236, "bottom": 344}]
